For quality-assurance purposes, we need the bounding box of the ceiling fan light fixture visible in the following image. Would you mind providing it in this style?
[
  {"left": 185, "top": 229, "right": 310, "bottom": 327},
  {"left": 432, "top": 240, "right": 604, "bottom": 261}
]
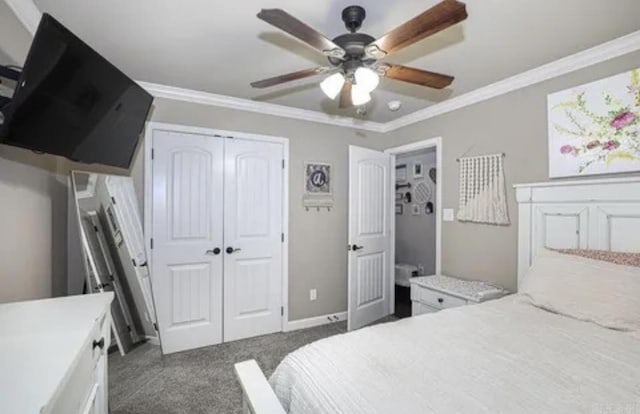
[
  {"left": 320, "top": 73, "right": 345, "bottom": 99},
  {"left": 351, "top": 83, "right": 371, "bottom": 106},
  {"left": 354, "top": 67, "right": 379, "bottom": 92}
]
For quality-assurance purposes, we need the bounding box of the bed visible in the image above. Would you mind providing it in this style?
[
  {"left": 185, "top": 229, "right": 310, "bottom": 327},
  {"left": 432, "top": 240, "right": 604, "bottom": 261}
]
[{"left": 235, "top": 177, "right": 640, "bottom": 414}]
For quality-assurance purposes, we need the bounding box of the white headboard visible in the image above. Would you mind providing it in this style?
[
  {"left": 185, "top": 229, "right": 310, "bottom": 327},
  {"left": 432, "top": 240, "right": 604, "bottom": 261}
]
[{"left": 515, "top": 177, "right": 640, "bottom": 289}]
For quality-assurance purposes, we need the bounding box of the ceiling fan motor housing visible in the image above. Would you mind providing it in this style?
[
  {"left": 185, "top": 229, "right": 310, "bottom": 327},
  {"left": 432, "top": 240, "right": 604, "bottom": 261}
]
[
  {"left": 329, "top": 6, "right": 376, "bottom": 68},
  {"left": 342, "top": 5, "right": 366, "bottom": 32}
]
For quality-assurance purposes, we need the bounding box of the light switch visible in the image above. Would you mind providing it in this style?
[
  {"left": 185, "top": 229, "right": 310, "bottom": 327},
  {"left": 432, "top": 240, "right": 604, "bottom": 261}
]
[{"left": 443, "top": 208, "right": 455, "bottom": 222}]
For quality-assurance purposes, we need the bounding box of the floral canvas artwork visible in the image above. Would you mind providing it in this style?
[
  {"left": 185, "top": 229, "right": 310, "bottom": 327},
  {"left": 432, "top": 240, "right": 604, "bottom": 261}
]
[{"left": 547, "top": 68, "right": 640, "bottom": 178}]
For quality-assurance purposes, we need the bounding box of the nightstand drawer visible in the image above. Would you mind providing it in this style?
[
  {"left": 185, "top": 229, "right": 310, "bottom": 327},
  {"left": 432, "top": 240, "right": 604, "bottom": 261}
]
[
  {"left": 417, "top": 286, "right": 467, "bottom": 310},
  {"left": 412, "top": 301, "right": 438, "bottom": 316}
]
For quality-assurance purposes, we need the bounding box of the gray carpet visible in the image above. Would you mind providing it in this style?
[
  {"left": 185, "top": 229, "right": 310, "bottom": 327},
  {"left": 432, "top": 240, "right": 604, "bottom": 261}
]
[{"left": 109, "top": 317, "right": 397, "bottom": 414}]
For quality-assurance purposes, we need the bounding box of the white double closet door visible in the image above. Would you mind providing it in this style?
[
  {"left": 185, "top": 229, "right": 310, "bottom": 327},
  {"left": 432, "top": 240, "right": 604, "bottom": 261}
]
[{"left": 151, "top": 130, "right": 284, "bottom": 354}]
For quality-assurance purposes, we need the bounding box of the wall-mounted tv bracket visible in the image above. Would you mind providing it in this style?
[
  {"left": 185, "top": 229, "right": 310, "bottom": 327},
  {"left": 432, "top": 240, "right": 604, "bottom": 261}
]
[
  {"left": 0, "top": 65, "right": 21, "bottom": 111},
  {"left": 0, "top": 66, "right": 21, "bottom": 127},
  {"left": 0, "top": 65, "right": 21, "bottom": 82}
]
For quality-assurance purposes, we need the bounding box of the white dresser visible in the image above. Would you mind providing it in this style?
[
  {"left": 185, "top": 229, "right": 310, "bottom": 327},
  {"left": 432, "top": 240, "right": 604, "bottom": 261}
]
[
  {"left": 0, "top": 293, "right": 114, "bottom": 414},
  {"left": 410, "top": 275, "right": 508, "bottom": 315}
]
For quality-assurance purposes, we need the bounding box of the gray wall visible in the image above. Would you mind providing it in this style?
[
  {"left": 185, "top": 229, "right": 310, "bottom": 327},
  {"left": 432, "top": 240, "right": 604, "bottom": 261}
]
[
  {"left": 132, "top": 99, "right": 385, "bottom": 320},
  {"left": 395, "top": 149, "right": 437, "bottom": 275},
  {"left": 0, "top": 2, "right": 67, "bottom": 302},
  {"left": 384, "top": 51, "right": 640, "bottom": 292},
  {"left": 0, "top": 146, "right": 67, "bottom": 302}
]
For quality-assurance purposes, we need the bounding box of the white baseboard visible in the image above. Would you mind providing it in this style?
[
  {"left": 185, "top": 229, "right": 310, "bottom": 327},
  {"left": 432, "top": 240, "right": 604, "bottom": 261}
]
[
  {"left": 285, "top": 311, "right": 347, "bottom": 332},
  {"left": 145, "top": 335, "right": 160, "bottom": 346}
]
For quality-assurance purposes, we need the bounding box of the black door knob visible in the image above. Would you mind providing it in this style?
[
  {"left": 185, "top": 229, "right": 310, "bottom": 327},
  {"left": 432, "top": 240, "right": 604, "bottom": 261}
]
[
  {"left": 93, "top": 337, "right": 105, "bottom": 350},
  {"left": 351, "top": 244, "right": 364, "bottom": 251},
  {"left": 213, "top": 247, "right": 221, "bottom": 255},
  {"left": 437, "top": 298, "right": 444, "bottom": 304}
]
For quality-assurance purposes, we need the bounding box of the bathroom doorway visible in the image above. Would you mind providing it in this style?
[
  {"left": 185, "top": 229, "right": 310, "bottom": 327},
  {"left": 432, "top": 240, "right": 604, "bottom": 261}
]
[{"left": 386, "top": 138, "right": 442, "bottom": 318}]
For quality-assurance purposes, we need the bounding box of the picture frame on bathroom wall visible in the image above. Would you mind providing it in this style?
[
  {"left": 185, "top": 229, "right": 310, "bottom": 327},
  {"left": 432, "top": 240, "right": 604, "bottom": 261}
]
[
  {"left": 396, "top": 164, "right": 407, "bottom": 182},
  {"left": 395, "top": 204, "right": 403, "bottom": 215},
  {"left": 413, "top": 162, "right": 423, "bottom": 178},
  {"left": 411, "top": 204, "right": 421, "bottom": 216}
]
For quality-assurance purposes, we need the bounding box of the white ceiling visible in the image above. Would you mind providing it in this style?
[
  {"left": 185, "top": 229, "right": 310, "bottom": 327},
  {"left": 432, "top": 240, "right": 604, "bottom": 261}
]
[{"left": 26, "top": 0, "right": 640, "bottom": 122}]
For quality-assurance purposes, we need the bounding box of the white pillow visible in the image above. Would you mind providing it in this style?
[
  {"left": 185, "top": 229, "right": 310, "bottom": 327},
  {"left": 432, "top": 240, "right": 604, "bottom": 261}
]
[{"left": 520, "top": 248, "right": 640, "bottom": 331}]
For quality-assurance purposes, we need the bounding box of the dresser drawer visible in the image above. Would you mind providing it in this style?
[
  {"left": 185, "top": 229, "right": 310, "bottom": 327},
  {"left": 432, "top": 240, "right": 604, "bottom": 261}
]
[
  {"left": 414, "top": 285, "right": 468, "bottom": 310},
  {"left": 46, "top": 311, "right": 109, "bottom": 414}
]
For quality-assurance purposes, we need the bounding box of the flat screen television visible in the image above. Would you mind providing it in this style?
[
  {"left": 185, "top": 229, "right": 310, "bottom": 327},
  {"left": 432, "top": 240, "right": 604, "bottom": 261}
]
[{"left": 0, "top": 14, "right": 153, "bottom": 169}]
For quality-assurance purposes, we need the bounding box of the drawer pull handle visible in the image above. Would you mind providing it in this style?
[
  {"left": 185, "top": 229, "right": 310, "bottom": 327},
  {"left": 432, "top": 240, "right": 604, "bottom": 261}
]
[
  {"left": 437, "top": 298, "right": 444, "bottom": 304},
  {"left": 93, "top": 337, "right": 105, "bottom": 350}
]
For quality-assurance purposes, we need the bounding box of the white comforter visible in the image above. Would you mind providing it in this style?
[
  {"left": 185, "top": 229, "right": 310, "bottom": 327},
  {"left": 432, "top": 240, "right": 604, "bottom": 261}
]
[{"left": 270, "top": 297, "right": 640, "bottom": 413}]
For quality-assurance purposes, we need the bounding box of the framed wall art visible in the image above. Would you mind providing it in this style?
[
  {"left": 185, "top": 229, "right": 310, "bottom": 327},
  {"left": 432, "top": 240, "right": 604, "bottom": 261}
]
[
  {"left": 413, "top": 162, "right": 423, "bottom": 178},
  {"left": 547, "top": 68, "right": 640, "bottom": 178},
  {"left": 395, "top": 164, "right": 407, "bottom": 182},
  {"left": 303, "top": 162, "right": 334, "bottom": 210}
]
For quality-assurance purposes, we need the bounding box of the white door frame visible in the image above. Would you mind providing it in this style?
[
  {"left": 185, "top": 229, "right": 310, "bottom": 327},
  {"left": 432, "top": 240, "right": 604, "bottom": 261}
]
[
  {"left": 143, "top": 121, "right": 290, "bottom": 332},
  {"left": 384, "top": 137, "right": 442, "bottom": 314}
]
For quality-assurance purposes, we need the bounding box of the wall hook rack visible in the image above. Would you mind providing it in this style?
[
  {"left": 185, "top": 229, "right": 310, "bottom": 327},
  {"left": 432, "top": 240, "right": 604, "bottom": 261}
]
[
  {"left": 395, "top": 182, "right": 412, "bottom": 190},
  {"left": 305, "top": 206, "right": 332, "bottom": 212}
]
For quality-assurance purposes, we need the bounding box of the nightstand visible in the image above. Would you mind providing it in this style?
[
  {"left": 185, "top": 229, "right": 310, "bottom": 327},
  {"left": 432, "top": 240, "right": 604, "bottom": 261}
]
[{"left": 410, "top": 275, "right": 508, "bottom": 316}]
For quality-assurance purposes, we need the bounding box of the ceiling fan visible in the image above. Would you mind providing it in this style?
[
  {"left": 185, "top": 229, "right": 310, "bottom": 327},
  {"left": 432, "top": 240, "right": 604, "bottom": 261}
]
[{"left": 251, "top": 0, "right": 468, "bottom": 108}]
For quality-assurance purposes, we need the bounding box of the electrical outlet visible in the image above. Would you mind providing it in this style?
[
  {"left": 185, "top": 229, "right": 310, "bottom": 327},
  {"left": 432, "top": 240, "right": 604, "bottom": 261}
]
[
  {"left": 443, "top": 208, "right": 455, "bottom": 222},
  {"left": 309, "top": 289, "right": 317, "bottom": 301}
]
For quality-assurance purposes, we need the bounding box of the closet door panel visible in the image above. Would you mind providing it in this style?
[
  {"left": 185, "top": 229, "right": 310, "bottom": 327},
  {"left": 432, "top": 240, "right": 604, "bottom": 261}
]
[
  {"left": 224, "top": 139, "right": 283, "bottom": 342},
  {"left": 151, "top": 130, "right": 224, "bottom": 354}
]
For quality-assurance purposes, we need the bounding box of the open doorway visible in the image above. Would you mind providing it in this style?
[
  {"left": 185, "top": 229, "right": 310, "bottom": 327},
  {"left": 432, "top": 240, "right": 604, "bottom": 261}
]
[{"left": 386, "top": 138, "right": 441, "bottom": 318}]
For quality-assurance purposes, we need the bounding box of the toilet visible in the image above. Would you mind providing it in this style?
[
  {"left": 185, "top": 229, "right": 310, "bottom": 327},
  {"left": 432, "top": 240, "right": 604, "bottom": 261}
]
[
  {"left": 394, "top": 264, "right": 418, "bottom": 318},
  {"left": 395, "top": 263, "right": 419, "bottom": 287}
]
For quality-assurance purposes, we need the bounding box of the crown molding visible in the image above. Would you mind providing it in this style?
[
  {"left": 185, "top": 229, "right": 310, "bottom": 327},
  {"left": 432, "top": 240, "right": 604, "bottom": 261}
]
[
  {"left": 382, "top": 30, "right": 640, "bottom": 132},
  {"left": 137, "top": 82, "right": 387, "bottom": 133},
  {"left": 5, "top": 0, "right": 640, "bottom": 134}
]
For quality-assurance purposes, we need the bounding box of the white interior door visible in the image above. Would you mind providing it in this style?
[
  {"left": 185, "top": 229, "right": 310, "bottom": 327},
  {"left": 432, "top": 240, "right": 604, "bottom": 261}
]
[
  {"left": 223, "top": 138, "right": 284, "bottom": 342},
  {"left": 348, "top": 145, "right": 392, "bottom": 331},
  {"left": 151, "top": 130, "right": 224, "bottom": 354}
]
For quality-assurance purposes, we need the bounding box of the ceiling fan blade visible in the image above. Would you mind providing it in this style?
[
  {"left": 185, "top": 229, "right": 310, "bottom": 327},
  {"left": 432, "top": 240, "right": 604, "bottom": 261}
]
[
  {"left": 250, "top": 67, "right": 330, "bottom": 88},
  {"left": 257, "top": 9, "right": 346, "bottom": 58},
  {"left": 382, "top": 64, "right": 454, "bottom": 89},
  {"left": 365, "top": 0, "right": 467, "bottom": 58},
  {"left": 339, "top": 81, "right": 352, "bottom": 108}
]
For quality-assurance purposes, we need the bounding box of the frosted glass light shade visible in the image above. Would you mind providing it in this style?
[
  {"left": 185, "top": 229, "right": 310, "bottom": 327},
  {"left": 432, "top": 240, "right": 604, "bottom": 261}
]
[
  {"left": 354, "top": 67, "right": 379, "bottom": 92},
  {"left": 320, "top": 73, "right": 345, "bottom": 99},
  {"left": 351, "top": 84, "right": 371, "bottom": 106}
]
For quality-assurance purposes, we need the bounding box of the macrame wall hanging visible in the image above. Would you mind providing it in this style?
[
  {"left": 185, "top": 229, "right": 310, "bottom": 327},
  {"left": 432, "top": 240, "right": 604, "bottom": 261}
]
[{"left": 457, "top": 153, "right": 509, "bottom": 225}]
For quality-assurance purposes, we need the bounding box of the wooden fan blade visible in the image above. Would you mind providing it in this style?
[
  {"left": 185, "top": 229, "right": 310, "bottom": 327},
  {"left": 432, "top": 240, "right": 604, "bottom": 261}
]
[
  {"left": 257, "top": 9, "right": 345, "bottom": 58},
  {"left": 250, "top": 67, "right": 329, "bottom": 88},
  {"left": 366, "top": 0, "right": 467, "bottom": 57},
  {"left": 339, "top": 81, "right": 352, "bottom": 108},
  {"left": 382, "top": 64, "right": 454, "bottom": 89}
]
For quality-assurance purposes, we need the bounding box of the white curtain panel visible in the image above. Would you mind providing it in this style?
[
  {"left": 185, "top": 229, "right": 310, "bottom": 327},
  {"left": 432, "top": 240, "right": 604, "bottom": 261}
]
[{"left": 457, "top": 153, "right": 509, "bottom": 225}]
